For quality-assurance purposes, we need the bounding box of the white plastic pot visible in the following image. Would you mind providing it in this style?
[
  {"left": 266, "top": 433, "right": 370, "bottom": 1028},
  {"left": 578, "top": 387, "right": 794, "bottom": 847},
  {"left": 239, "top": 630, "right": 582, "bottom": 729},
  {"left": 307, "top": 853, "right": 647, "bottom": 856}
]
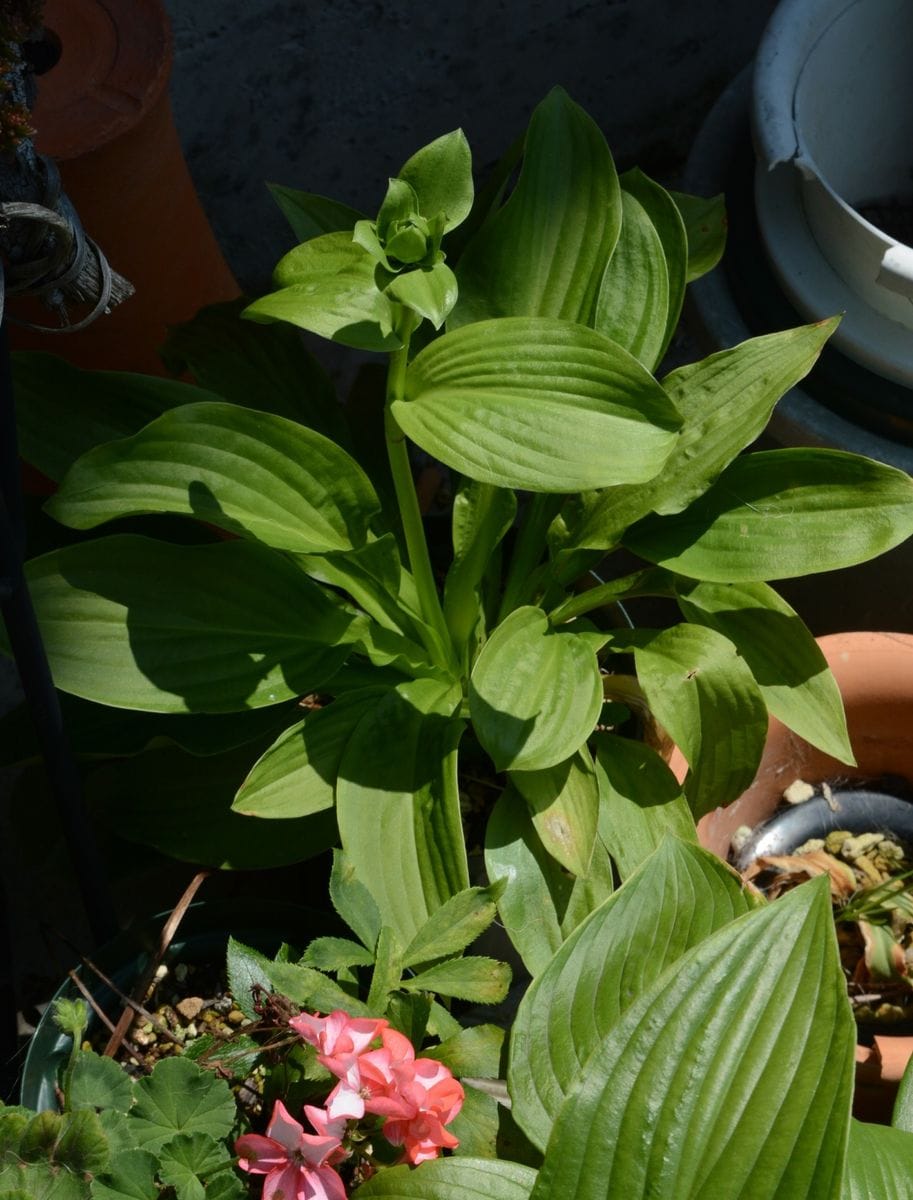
[{"left": 753, "top": 0, "right": 913, "bottom": 388}]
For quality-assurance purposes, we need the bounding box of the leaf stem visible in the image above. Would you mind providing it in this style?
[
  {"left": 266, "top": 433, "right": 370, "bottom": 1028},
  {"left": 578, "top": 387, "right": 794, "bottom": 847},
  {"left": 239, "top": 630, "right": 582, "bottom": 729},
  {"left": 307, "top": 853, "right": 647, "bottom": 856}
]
[
  {"left": 385, "top": 324, "right": 453, "bottom": 668},
  {"left": 497, "top": 494, "right": 562, "bottom": 622},
  {"left": 548, "top": 567, "right": 675, "bottom": 625}
]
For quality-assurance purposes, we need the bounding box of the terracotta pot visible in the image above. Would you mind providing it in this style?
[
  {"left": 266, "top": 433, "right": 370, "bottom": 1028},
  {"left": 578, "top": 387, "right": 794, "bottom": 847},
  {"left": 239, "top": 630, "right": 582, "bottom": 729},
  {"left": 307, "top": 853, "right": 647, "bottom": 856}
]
[
  {"left": 9, "top": 0, "right": 239, "bottom": 374},
  {"left": 694, "top": 631, "right": 913, "bottom": 1124}
]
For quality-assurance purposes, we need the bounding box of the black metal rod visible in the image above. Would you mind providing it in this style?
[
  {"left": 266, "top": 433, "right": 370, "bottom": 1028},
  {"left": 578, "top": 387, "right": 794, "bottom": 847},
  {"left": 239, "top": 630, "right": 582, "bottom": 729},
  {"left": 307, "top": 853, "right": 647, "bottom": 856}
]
[{"left": 0, "top": 321, "right": 117, "bottom": 945}]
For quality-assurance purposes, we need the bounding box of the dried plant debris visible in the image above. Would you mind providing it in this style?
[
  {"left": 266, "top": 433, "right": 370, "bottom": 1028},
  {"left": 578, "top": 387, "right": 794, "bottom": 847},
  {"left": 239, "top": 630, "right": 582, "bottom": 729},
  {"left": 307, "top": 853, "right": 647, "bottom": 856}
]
[{"left": 741, "top": 789, "right": 913, "bottom": 1026}]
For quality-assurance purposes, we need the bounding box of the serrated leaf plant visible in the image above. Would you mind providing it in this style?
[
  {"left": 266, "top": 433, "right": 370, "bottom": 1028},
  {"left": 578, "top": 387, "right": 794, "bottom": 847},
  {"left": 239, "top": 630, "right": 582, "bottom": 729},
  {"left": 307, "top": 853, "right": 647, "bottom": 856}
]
[{"left": 6, "top": 86, "right": 913, "bottom": 971}]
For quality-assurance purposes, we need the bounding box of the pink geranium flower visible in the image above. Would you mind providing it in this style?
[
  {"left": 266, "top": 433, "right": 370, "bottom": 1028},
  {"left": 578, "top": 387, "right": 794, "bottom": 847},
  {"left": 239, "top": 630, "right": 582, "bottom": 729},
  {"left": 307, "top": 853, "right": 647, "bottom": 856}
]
[
  {"left": 235, "top": 1100, "right": 346, "bottom": 1200},
  {"left": 383, "top": 1108, "right": 461, "bottom": 1164},
  {"left": 289, "top": 1010, "right": 387, "bottom": 1077}
]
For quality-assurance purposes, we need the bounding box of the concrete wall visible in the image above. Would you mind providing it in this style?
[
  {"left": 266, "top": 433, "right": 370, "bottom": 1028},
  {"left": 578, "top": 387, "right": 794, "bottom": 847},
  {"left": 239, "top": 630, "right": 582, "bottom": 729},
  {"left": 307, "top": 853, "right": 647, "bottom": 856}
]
[{"left": 163, "top": 0, "right": 778, "bottom": 291}]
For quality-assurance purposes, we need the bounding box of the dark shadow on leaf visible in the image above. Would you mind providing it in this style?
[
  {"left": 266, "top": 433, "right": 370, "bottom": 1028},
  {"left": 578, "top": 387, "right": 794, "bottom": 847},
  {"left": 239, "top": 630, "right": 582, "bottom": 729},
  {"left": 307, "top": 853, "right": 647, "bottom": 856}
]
[{"left": 467, "top": 683, "right": 537, "bottom": 772}]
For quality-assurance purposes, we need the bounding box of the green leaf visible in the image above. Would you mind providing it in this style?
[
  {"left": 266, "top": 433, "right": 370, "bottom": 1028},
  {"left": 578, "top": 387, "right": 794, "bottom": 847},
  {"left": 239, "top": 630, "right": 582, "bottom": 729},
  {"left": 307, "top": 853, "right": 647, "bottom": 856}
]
[
  {"left": 484, "top": 787, "right": 573, "bottom": 976},
  {"left": 264, "top": 961, "right": 370, "bottom": 1016},
  {"left": 608, "top": 624, "right": 768, "bottom": 818},
  {"left": 353, "top": 1157, "right": 537, "bottom": 1200},
  {"left": 47, "top": 402, "right": 380, "bottom": 554},
  {"left": 267, "top": 184, "right": 364, "bottom": 242},
  {"left": 12, "top": 352, "right": 211, "bottom": 482},
  {"left": 232, "top": 689, "right": 390, "bottom": 819},
  {"left": 68, "top": 1051, "right": 134, "bottom": 1114},
  {"left": 89, "top": 1150, "right": 158, "bottom": 1200},
  {"left": 367, "top": 926, "right": 403, "bottom": 1012},
  {"left": 128, "top": 1058, "right": 235, "bottom": 1153},
  {"left": 511, "top": 751, "right": 598, "bottom": 877},
  {"left": 617, "top": 168, "right": 688, "bottom": 363},
  {"left": 402, "top": 883, "right": 506, "bottom": 968},
  {"left": 398, "top": 317, "right": 680, "bottom": 493},
  {"left": 425, "top": 1024, "right": 505, "bottom": 1078},
  {"left": 22, "top": 536, "right": 359, "bottom": 712},
  {"left": 444, "top": 480, "right": 516, "bottom": 662},
  {"left": 89, "top": 741, "right": 337, "bottom": 869},
  {"left": 329, "top": 849, "right": 382, "bottom": 952},
  {"left": 160, "top": 298, "right": 346, "bottom": 441},
  {"left": 527, "top": 878, "right": 854, "bottom": 1200},
  {"left": 385, "top": 262, "right": 458, "bottom": 329},
  {"left": 669, "top": 188, "right": 727, "bottom": 281},
  {"left": 53, "top": 997, "right": 88, "bottom": 1040},
  {"left": 677, "top": 579, "right": 854, "bottom": 763},
  {"left": 157, "top": 1133, "right": 228, "bottom": 1200},
  {"left": 453, "top": 87, "right": 620, "bottom": 327},
  {"left": 245, "top": 232, "right": 401, "bottom": 351},
  {"left": 336, "top": 678, "right": 468, "bottom": 944},
  {"left": 557, "top": 320, "right": 839, "bottom": 553},
  {"left": 52, "top": 1111, "right": 110, "bottom": 1176},
  {"left": 509, "top": 838, "right": 759, "bottom": 1150},
  {"left": 593, "top": 190, "right": 670, "bottom": 372},
  {"left": 843, "top": 1120, "right": 913, "bottom": 1198},
  {"left": 470, "top": 607, "right": 603, "bottom": 772},
  {"left": 397, "top": 129, "right": 474, "bottom": 231},
  {"left": 894, "top": 1053, "right": 913, "bottom": 1132},
  {"left": 626, "top": 448, "right": 913, "bottom": 581},
  {"left": 226, "top": 938, "right": 274, "bottom": 1020},
  {"left": 444, "top": 1087, "right": 499, "bottom": 1159},
  {"left": 402, "top": 957, "right": 511, "bottom": 1004},
  {"left": 302, "top": 936, "right": 375, "bottom": 971},
  {"left": 593, "top": 735, "right": 696, "bottom": 879}
]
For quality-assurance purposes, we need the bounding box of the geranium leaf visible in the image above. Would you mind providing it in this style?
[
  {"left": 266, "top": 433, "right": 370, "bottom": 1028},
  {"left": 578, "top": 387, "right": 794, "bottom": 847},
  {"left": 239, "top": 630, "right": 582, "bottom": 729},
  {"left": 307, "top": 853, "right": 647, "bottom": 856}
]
[
  {"left": 301, "top": 937, "right": 375, "bottom": 971},
  {"left": 264, "top": 961, "right": 370, "bottom": 1017},
  {"left": 528, "top": 878, "right": 854, "bottom": 1200},
  {"left": 402, "top": 882, "right": 506, "bottom": 968},
  {"left": 509, "top": 838, "right": 758, "bottom": 1151},
  {"left": 402, "top": 957, "right": 511, "bottom": 1004},
  {"left": 47, "top": 403, "right": 380, "bottom": 554},
  {"left": 89, "top": 1149, "right": 158, "bottom": 1200},
  {"left": 398, "top": 318, "right": 680, "bottom": 493},
  {"left": 68, "top": 1051, "right": 134, "bottom": 1114},
  {"left": 676, "top": 579, "right": 853, "bottom": 763},
  {"left": 452, "top": 87, "right": 620, "bottom": 327},
  {"left": 329, "top": 849, "right": 383, "bottom": 952},
  {"left": 157, "top": 1133, "right": 228, "bottom": 1200},
  {"left": 470, "top": 608, "right": 604, "bottom": 773},
  {"left": 606, "top": 624, "right": 769, "bottom": 818},
  {"left": 625, "top": 448, "right": 913, "bottom": 581},
  {"left": 128, "top": 1058, "right": 235, "bottom": 1152},
  {"left": 20, "top": 536, "right": 360, "bottom": 712},
  {"left": 226, "top": 938, "right": 274, "bottom": 1020},
  {"left": 233, "top": 689, "right": 390, "bottom": 819}
]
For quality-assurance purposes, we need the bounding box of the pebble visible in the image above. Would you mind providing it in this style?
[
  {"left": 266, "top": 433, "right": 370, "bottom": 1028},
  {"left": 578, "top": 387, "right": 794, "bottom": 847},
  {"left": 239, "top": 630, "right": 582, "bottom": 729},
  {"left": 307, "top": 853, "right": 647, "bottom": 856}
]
[{"left": 176, "top": 996, "right": 205, "bottom": 1021}]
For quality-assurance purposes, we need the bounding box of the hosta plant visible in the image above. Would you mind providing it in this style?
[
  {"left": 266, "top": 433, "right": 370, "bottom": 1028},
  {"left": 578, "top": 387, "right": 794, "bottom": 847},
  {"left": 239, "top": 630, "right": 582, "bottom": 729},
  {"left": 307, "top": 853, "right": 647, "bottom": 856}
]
[{"left": 6, "top": 86, "right": 913, "bottom": 967}]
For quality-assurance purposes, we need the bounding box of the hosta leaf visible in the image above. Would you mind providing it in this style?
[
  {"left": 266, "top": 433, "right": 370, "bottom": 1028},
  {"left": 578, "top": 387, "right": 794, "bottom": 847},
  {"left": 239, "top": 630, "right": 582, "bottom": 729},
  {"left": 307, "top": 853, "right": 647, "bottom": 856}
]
[
  {"left": 127, "top": 1057, "right": 235, "bottom": 1152},
  {"left": 557, "top": 320, "right": 838, "bottom": 552},
  {"left": 21, "top": 536, "right": 359, "bottom": 712},
  {"left": 625, "top": 448, "right": 913, "bottom": 581},
  {"left": 385, "top": 262, "right": 458, "bottom": 329},
  {"left": 402, "top": 957, "right": 511, "bottom": 1004},
  {"left": 669, "top": 188, "right": 727, "bottom": 281},
  {"left": 89, "top": 742, "right": 337, "bottom": 868},
  {"left": 397, "top": 129, "right": 474, "bottom": 231},
  {"left": 245, "top": 233, "right": 401, "bottom": 352},
  {"left": 509, "top": 838, "right": 758, "bottom": 1150},
  {"left": 353, "top": 1157, "right": 537, "bottom": 1200},
  {"left": 267, "top": 184, "right": 364, "bottom": 242},
  {"left": 470, "top": 607, "right": 604, "bottom": 772},
  {"left": 68, "top": 1051, "right": 134, "bottom": 1114},
  {"left": 484, "top": 785, "right": 578, "bottom": 977},
  {"left": 528, "top": 878, "right": 854, "bottom": 1200},
  {"left": 843, "top": 1120, "right": 913, "bottom": 1199},
  {"left": 160, "top": 298, "right": 346, "bottom": 440},
  {"left": 593, "top": 190, "right": 669, "bottom": 371},
  {"left": 607, "top": 624, "right": 769, "bottom": 818},
  {"left": 47, "top": 402, "right": 379, "bottom": 554},
  {"left": 618, "top": 168, "right": 688, "bottom": 362},
  {"left": 232, "top": 688, "right": 390, "bottom": 819},
  {"left": 444, "top": 480, "right": 516, "bottom": 663},
  {"left": 593, "top": 734, "right": 696, "bottom": 880},
  {"left": 511, "top": 751, "right": 598, "bottom": 877},
  {"left": 402, "top": 882, "right": 506, "bottom": 968},
  {"left": 12, "top": 352, "right": 211, "bottom": 482},
  {"left": 398, "top": 317, "right": 680, "bottom": 493},
  {"left": 336, "top": 679, "right": 468, "bottom": 944},
  {"left": 453, "top": 87, "right": 620, "bottom": 327},
  {"left": 677, "top": 579, "right": 853, "bottom": 763}
]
